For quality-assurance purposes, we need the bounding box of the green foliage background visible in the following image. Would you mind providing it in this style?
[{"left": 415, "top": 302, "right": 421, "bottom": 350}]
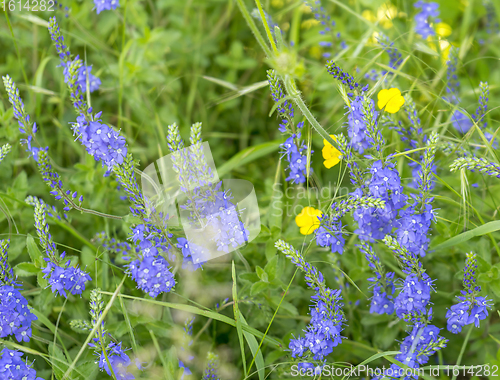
[{"left": 0, "top": 0, "right": 500, "bottom": 379}]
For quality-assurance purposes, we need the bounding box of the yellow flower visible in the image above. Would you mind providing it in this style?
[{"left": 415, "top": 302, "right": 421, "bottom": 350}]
[
  {"left": 377, "top": 3, "right": 397, "bottom": 29},
  {"left": 295, "top": 206, "right": 323, "bottom": 235},
  {"left": 436, "top": 22, "right": 452, "bottom": 38},
  {"left": 377, "top": 88, "right": 405, "bottom": 113},
  {"left": 322, "top": 134, "right": 342, "bottom": 169}
]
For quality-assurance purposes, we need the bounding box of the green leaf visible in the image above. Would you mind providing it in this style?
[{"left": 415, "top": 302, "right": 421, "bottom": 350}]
[
  {"left": 26, "top": 233, "right": 44, "bottom": 267},
  {"left": 98, "top": 291, "right": 282, "bottom": 348},
  {"left": 432, "top": 221, "right": 500, "bottom": 251},
  {"left": 37, "top": 271, "right": 48, "bottom": 288},
  {"left": 256, "top": 266, "right": 268, "bottom": 282},
  {"left": 240, "top": 311, "right": 265, "bottom": 380},
  {"left": 265, "top": 255, "right": 278, "bottom": 281},
  {"left": 13, "top": 262, "right": 40, "bottom": 277},
  {"left": 267, "top": 161, "right": 283, "bottom": 236},
  {"left": 217, "top": 140, "right": 282, "bottom": 177},
  {"left": 250, "top": 281, "right": 268, "bottom": 296},
  {"left": 48, "top": 343, "right": 70, "bottom": 380},
  {"left": 232, "top": 262, "right": 247, "bottom": 375},
  {"left": 414, "top": 42, "right": 440, "bottom": 56}
]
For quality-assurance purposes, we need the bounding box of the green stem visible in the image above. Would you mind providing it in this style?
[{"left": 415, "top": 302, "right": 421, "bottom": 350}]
[
  {"left": 5, "top": 11, "right": 29, "bottom": 85},
  {"left": 62, "top": 276, "right": 126, "bottom": 379},
  {"left": 283, "top": 76, "right": 336, "bottom": 147},
  {"left": 235, "top": 0, "right": 272, "bottom": 57},
  {"left": 451, "top": 324, "right": 474, "bottom": 380},
  {"left": 254, "top": 0, "right": 277, "bottom": 53}
]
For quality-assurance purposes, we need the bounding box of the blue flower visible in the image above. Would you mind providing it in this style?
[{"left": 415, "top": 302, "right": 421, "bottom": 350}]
[
  {"left": 127, "top": 255, "right": 175, "bottom": 298},
  {"left": 42, "top": 260, "right": 92, "bottom": 298},
  {"left": 98, "top": 342, "right": 134, "bottom": 380},
  {"left": 268, "top": 70, "right": 311, "bottom": 184},
  {"left": 0, "top": 284, "right": 38, "bottom": 342},
  {"left": 202, "top": 352, "right": 220, "bottom": 380},
  {"left": 72, "top": 115, "right": 128, "bottom": 168},
  {"left": 353, "top": 161, "right": 406, "bottom": 241},
  {"left": 346, "top": 96, "right": 376, "bottom": 154},
  {"left": 394, "top": 273, "right": 433, "bottom": 318},
  {"left": 62, "top": 61, "right": 101, "bottom": 93},
  {"left": 315, "top": 220, "right": 345, "bottom": 254},
  {"left": 451, "top": 110, "right": 473, "bottom": 133},
  {"left": 446, "top": 253, "right": 492, "bottom": 333},
  {"left": 94, "top": 0, "right": 119, "bottom": 14},
  {"left": 0, "top": 348, "right": 43, "bottom": 380},
  {"left": 306, "top": 0, "right": 346, "bottom": 57},
  {"left": 276, "top": 240, "right": 345, "bottom": 362},
  {"left": 370, "top": 284, "right": 395, "bottom": 314},
  {"left": 414, "top": 1, "right": 440, "bottom": 39}
]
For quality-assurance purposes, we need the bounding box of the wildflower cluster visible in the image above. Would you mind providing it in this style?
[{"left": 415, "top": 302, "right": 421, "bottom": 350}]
[
  {"left": 0, "top": 240, "right": 38, "bottom": 343},
  {"left": 473, "top": 81, "right": 490, "bottom": 128},
  {"left": 48, "top": 17, "right": 101, "bottom": 94},
  {"left": 167, "top": 123, "right": 250, "bottom": 260},
  {"left": 345, "top": 96, "right": 376, "bottom": 153},
  {"left": 49, "top": 17, "right": 127, "bottom": 169},
  {"left": 378, "top": 34, "right": 402, "bottom": 74},
  {"left": 382, "top": 234, "right": 447, "bottom": 375},
  {"left": 86, "top": 289, "right": 137, "bottom": 379},
  {"left": 94, "top": 0, "right": 120, "bottom": 14},
  {"left": 414, "top": 1, "right": 440, "bottom": 39},
  {"left": 3, "top": 75, "right": 85, "bottom": 211},
  {"left": 446, "top": 253, "right": 492, "bottom": 333},
  {"left": 394, "top": 132, "right": 439, "bottom": 257},
  {"left": 305, "top": 0, "right": 346, "bottom": 58},
  {"left": 202, "top": 352, "right": 220, "bottom": 380},
  {"left": 276, "top": 240, "right": 344, "bottom": 364},
  {"left": 450, "top": 156, "right": 500, "bottom": 178},
  {"left": 389, "top": 322, "right": 447, "bottom": 374},
  {"left": 315, "top": 196, "right": 385, "bottom": 254},
  {"left": 0, "top": 144, "right": 11, "bottom": 163},
  {"left": 353, "top": 160, "right": 406, "bottom": 241},
  {"left": 33, "top": 200, "right": 91, "bottom": 297},
  {"left": 326, "top": 61, "right": 366, "bottom": 92},
  {"left": 93, "top": 232, "right": 133, "bottom": 258},
  {"left": 126, "top": 223, "right": 176, "bottom": 297},
  {"left": 267, "top": 69, "right": 309, "bottom": 184},
  {"left": 359, "top": 242, "right": 395, "bottom": 315},
  {"left": 71, "top": 113, "right": 127, "bottom": 168},
  {"left": 0, "top": 348, "right": 43, "bottom": 380},
  {"left": 47, "top": 17, "right": 178, "bottom": 297}
]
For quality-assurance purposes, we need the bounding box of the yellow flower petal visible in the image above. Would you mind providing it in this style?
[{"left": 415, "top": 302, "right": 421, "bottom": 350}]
[
  {"left": 295, "top": 206, "right": 323, "bottom": 235},
  {"left": 436, "top": 22, "right": 452, "bottom": 38},
  {"left": 324, "top": 156, "right": 340, "bottom": 169},
  {"left": 377, "top": 88, "right": 405, "bottom": 113},
  {"left": 322, "top": 134, "right": 341, "bottom": 168}
]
